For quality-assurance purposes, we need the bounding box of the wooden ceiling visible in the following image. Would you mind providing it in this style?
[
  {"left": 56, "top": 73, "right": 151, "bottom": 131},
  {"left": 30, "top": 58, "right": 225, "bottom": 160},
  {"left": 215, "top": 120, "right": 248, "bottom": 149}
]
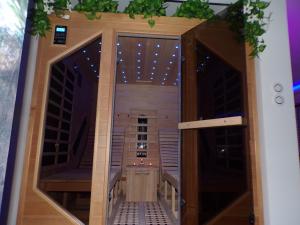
[
  {"left": 116, "top": 36, "right": 180, "bottom": 86},
  {"left": 61, "top": 36, "right": 180, "bottom": 86},
  {"left": 63, "top": 37, "right": 102, "bottom": 78}
]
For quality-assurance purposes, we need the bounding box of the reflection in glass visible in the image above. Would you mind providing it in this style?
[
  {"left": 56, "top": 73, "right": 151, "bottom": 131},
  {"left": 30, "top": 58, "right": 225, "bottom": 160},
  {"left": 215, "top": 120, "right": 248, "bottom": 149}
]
[
  {"left": 38, "top": 37, "right": 101, "bottom": 224},
  {"left": 198, "top": 127, "right": 247, "bottom": 224},
  {"left": 197, "top": 43, "right": 244, "bottom": 120},
  {"left": 195, "top": 41, "right": 247, "bottom": 224}
]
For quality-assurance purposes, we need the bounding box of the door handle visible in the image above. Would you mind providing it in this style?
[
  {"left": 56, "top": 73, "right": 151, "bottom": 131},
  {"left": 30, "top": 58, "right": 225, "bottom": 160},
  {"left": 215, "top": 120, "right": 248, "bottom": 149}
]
[
  {"left": 180, "top": 198, "right": 186, "bottom": 209},
  {"left": 248, "top": 212, "right": 255, "bottom": 225}
]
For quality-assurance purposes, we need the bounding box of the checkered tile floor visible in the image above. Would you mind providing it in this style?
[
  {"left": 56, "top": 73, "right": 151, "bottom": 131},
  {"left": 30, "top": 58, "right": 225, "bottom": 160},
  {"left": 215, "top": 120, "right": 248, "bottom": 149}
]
[
  {"left": 112, "top": 202, "right": 173, "bottom": 225},
  {"left": 113, "top": 202, "right": 140, "bottom": 225},
  {"left": 145, "top": 202, "right": 172, "bottom": 225}
]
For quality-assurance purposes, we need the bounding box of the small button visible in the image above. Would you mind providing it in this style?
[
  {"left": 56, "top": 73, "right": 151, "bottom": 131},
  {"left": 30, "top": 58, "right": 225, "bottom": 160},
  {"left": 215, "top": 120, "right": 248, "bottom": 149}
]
[
  {"left": 274, "top": 83, "right": 283, "bottom": 92},
  {"left": 275, "top": 95, "right": 284, "bottom": 105}
]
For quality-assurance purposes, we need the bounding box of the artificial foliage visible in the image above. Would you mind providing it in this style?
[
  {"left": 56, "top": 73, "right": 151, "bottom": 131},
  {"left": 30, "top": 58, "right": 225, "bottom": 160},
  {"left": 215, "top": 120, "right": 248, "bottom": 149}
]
[
  {"left": 226, "top": 0, "right": 271, "bottom": 56},
  {"left": 30, "top": 4, "right": 51, "bottom": 37},
  {"left": 74, "top": 0, "right": 118, "bottom": 20},
  {"left": 174, "top": 0, "right": 215, "bottom": 20},
  {"left": 124, "top": 0, "right": 166, "bottom": 27},
  {"left": 31, "top": 0, "right": 71, "bottom": 36},
  {"left": 30, "top": 0, "right": 271, "bottom": 57}
]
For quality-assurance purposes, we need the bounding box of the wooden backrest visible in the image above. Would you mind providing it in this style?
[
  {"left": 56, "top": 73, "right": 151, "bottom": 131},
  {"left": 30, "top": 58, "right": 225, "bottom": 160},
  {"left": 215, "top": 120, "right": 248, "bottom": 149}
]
[{"left": 159, "top": 128, "right": 179, "bottom": 171}]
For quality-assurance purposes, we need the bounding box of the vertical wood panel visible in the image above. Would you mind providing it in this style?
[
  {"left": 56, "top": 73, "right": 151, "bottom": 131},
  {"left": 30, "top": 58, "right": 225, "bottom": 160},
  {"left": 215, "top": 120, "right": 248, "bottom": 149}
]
[
  {"left": 245, "top": 45, "right": 264, "bottom": 225},
  {"left": 181, "top": 30, "right": 199, "bottom": 225},
  {"left": 89, "top": 28, "right": 116, "bottom": 225}
]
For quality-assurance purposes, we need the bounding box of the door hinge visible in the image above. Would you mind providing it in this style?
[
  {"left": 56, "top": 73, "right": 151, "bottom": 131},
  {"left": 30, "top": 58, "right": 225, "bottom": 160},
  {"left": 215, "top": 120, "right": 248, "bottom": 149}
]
[{"left": 248, "top": 212, "right": 255, "bottom": 225}]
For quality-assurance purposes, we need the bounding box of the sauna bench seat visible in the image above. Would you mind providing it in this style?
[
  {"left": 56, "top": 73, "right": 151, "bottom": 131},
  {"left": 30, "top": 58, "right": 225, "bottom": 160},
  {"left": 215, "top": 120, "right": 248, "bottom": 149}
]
[
  {"left": 39, "top": 168, "right": 92, "bottom": 192},
  {"left": 39, "top": 167, "right": 122, "bottom": 192}
]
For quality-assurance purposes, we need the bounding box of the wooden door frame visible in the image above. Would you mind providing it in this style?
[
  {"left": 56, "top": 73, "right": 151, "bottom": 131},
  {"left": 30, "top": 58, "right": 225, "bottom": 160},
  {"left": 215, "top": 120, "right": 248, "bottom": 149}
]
[{"left": 16, "top": 12, "right": 263, "bottom": 225}]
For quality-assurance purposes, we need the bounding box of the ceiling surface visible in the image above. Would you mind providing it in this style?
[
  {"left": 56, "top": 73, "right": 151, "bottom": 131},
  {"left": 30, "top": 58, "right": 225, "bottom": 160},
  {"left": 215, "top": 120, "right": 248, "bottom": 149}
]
[
  {"left": 60, "top": 36, "right": 180, "bottom": 86},
  {"left": 116, "top": 36, "right": 180, "bottom": 86}
]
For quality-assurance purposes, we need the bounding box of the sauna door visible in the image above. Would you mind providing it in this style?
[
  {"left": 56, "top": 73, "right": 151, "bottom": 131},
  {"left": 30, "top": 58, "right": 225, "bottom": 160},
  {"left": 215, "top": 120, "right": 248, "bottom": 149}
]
[{"left": 180, "top": 21, "right": 256, "bottom": 225}]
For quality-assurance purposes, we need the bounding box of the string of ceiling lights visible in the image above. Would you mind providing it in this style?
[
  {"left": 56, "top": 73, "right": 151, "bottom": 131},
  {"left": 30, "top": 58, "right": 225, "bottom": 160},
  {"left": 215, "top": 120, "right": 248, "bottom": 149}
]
[
  {"left": 117, "top": 39, "right": 180, "bottom": 86},
  {"left": 72, "top": 38, "right": 213, "bottom": 87},
  {"left": 73, "top": 39, "right": 102, "bottom": 78}
]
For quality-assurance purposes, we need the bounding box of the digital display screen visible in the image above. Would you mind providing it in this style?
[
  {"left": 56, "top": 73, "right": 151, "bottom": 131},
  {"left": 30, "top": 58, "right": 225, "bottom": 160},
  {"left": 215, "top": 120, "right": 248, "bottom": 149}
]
[
  {"left": 56, "top": 27, "right": 66, "bottom": 32},
  {"left": 54, "top": 25, "right": 67, "bottom": 45}
]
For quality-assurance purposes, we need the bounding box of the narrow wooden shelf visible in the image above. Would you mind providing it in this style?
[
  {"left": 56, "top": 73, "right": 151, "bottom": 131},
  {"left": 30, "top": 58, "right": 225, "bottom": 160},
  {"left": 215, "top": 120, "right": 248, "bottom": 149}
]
[{"left": 178, "top": 116, "right": 245, "bottom": 130}]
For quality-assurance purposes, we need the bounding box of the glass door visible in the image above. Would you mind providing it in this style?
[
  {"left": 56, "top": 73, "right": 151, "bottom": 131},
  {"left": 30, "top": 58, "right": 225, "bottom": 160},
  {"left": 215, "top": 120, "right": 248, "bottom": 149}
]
[
  {"left": 180, "top": 20, "right": 253, "bottom": 225},
  {"left": 38, "top": 36, "right": 102, "bottom": 224}
]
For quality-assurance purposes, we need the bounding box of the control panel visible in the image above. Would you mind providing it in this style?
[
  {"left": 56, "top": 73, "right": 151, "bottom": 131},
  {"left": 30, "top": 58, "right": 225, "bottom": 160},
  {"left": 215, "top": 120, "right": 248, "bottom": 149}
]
[{"left": 53, "top": 25, "right": 68, "bottom": 45}]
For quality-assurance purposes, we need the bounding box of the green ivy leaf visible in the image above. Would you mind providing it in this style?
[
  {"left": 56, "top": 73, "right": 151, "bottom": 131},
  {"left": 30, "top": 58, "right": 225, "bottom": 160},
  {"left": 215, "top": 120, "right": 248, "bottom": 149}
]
[
  {"left": 29, "top": 0, "right": 270, "bottom": 58},
  {"left": 258, "top": 44, "right": 266, "bottom": 52},
  {"left": 257, "top": 1, "right": 270, "bottom": 9},
  {"left": 124, "top": 0, "right": 166, "bottom": 27},
  {"left": 148, "top": 18, "right": 155, "bottom": 27},
  {"left": 225, "top": 0, "right": 270, "bottom": 57},
  {"left": 74, "top": 0, "right": 119, "bottom": 19},
  {"left": 174, "top": 0, "right": 215, "bottom": 20}
]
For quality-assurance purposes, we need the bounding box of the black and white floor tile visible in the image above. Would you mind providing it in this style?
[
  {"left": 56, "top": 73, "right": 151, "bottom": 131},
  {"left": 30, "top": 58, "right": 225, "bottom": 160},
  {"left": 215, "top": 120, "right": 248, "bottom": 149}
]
[{"left": 112, "top": 202, "right": 172, "bottom": 225}]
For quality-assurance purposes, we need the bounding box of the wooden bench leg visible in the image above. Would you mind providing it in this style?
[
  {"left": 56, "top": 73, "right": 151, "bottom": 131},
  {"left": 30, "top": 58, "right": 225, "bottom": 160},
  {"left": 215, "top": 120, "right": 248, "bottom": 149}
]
[
  {"left": 118, "top": 180, "right": 121, "bottom": 196},
  {"left": 113, "top": 184, "right": 117, "bottom": 205},
  {"left": 164, "top": 180, "right": 168, "bottom": 201},
  {"left": 171, "top": 186, "right": 177, "bottom": 218},
  {"left": 109, "top": 189, "right": 113, "bottom": 217}
]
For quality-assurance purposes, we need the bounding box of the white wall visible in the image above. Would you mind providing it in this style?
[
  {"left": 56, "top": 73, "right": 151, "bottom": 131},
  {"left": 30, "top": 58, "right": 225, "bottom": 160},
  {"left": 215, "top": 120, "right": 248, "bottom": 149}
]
[
  {"left": 7, "top": 37, "right": 39, "bottom": 225},
  {"left": 255, "top": 1, "right": 300, "bottom": 225}
]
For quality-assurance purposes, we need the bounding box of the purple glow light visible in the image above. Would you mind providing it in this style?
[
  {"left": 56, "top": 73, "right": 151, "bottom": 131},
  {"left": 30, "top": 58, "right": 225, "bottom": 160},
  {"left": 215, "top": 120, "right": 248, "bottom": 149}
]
[{"left": 287, "top": 0, "right": 300, "bottom": 83}]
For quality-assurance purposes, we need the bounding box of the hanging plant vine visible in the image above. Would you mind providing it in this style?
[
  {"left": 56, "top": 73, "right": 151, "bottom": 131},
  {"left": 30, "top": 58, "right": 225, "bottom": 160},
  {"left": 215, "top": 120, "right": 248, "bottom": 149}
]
[
  {"left": 124, "top": 0, "right": 166, "bottom": 27},
  {"left": 30, "top": 0, "right": 271, "bottom": 57},
  {"left": 74, "top": 0, "right": 118, "bottom": 20},
  {"left": 226, "top": 0, "right": 271, "bottom": 56},
  {"left": 174, "top": 0, "right": 215, "bottom": 20}
]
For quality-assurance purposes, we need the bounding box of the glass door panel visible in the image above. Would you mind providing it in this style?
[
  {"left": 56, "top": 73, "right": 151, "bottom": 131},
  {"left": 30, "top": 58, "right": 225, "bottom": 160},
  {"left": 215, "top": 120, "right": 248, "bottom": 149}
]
[
  {"left": 38, "top": 36, "right": 102, "bottom": 224},
  {"left": 180, "top": 19, "right": 252, "bottom": 225}
]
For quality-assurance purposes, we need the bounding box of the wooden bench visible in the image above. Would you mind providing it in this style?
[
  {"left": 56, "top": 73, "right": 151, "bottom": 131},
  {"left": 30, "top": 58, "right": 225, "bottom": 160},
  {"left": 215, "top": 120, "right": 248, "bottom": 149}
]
[
  {"left": 39, "top": 167, "right": 122, "bottom": 193},
  {"left": 108, "top": 128, "right": 125, "bottom": 218},
  {"left": 159, "top": 129, "right": 179, "bottom": 218},
  {"left": 39, "top": 168, "right": 92, "bottom": 192}
]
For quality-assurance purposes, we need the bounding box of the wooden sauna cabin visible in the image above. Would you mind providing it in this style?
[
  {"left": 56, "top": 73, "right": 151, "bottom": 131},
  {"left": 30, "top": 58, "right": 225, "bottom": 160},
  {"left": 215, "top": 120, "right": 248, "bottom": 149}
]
[{"left": 17, "top": 13, "right": 263, "bottom": 225}]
